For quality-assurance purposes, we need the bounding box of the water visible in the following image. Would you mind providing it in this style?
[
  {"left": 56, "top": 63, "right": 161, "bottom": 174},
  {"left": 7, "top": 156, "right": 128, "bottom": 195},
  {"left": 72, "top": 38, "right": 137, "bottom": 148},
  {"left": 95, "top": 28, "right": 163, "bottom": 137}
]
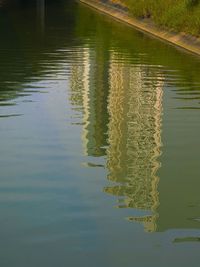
[{"left": 0, "top": 1, "right": 200, "bottom": 266}]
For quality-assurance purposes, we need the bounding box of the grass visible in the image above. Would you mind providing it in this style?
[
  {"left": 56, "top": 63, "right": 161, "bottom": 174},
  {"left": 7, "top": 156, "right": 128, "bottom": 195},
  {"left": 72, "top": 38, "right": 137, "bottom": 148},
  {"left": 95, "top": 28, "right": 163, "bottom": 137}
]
[{"left": 110, "top": 0, "right": 200, "bottom": 36}]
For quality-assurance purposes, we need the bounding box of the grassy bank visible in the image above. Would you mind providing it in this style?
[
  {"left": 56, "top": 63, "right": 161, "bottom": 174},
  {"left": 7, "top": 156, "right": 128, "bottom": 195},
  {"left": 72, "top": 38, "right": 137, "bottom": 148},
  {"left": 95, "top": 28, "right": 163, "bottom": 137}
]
[{"left": 109, "top": 0, "right": 200, "bottom": 36}]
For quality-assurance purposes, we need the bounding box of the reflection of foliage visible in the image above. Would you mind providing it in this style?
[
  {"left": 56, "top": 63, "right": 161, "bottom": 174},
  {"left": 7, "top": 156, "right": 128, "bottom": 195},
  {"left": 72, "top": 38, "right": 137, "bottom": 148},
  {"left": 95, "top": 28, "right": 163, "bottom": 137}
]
[
  {"left": 76, "top": 3, "right": 200, "bottom": 89},
  {"left": 0, "top": 0, "right": 76, "bottom": 103}
]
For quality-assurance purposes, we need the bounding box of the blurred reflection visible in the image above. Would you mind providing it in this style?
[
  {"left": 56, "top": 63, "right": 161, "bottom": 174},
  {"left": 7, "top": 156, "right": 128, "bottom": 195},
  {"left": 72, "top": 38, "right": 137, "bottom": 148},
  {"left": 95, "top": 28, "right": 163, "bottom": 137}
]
[
  {"left": 69, "top": 45, "right": 164, "bottom": 232},
  {"left": 105, "top": 52, "right": 163, "bottom": 232},
  {"left": 37, "top": 0, "right": 45, "bottom": 33},
  {"left": 1, "top": 0, "right": 200, "bottom": 236},
  {"left": 70, "top": 4, "right": 200, "bottom": 234},
  {"left": 70, "top": 45, "right": 109, "bottom": 157}
]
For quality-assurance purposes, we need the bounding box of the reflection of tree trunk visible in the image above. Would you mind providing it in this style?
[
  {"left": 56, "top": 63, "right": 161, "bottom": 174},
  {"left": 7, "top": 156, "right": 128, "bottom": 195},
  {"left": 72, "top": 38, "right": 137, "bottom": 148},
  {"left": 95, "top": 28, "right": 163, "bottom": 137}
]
[{"left": 37, "top": 0, "right": 45, "bottom": 33}]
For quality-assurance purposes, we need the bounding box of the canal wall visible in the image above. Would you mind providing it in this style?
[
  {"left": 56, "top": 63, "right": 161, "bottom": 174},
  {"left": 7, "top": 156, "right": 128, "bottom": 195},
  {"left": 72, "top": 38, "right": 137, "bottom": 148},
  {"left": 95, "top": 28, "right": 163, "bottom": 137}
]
[{"left": 79, "top": 0, "right": 200, "bottom": 56}]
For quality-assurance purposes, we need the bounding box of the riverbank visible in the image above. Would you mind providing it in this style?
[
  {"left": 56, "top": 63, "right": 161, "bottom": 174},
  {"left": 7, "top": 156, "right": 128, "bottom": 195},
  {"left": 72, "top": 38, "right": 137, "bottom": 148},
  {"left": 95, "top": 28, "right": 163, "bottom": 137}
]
[{"left": 80, "top": 0, "right": 200, "bottom": 56}]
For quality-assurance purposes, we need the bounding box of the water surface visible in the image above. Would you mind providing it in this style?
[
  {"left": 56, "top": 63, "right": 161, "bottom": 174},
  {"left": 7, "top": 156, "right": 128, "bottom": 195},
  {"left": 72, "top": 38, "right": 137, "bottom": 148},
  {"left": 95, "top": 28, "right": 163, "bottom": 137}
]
[{"left": 0, "top": 1, "right": 200, "bottom": 266}]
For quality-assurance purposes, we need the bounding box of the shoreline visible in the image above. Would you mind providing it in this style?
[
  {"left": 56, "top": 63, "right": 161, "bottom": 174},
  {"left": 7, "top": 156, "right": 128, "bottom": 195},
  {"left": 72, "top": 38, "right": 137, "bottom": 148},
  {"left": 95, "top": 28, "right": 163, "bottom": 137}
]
[{"left": 80, "top": 0, "right": 200, "bottom": 57}]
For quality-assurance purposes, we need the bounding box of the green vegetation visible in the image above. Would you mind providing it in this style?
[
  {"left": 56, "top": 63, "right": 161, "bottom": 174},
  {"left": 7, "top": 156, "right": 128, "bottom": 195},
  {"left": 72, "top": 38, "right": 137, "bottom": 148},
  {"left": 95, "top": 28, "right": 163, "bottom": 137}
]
[
  {"left": 76, "top": 4, "right": 200, "bottom": 87},
  {"left": 125, "top": 0, "right": 200, "bottom": 36}
]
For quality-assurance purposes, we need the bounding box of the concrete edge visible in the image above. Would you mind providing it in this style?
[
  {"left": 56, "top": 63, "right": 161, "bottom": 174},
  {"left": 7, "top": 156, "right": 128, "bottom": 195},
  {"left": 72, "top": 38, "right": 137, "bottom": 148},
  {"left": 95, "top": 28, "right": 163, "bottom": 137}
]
[{"left": 80, "top": 0, "right": 200, "bottom": 57}]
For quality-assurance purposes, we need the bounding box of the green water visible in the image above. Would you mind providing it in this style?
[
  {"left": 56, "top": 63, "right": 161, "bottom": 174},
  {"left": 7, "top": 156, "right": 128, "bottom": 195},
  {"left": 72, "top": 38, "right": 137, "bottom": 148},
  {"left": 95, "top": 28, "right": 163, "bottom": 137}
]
[{"left": 0, "top": 1, "right": 200, "bottom": 266}]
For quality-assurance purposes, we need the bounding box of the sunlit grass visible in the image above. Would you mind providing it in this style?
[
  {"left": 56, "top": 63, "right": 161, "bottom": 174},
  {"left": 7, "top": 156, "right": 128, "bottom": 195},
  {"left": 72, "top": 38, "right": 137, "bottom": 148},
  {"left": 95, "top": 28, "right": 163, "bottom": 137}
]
[{"left": 121, "top": 0, "right": 200, "bottom": 36}]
